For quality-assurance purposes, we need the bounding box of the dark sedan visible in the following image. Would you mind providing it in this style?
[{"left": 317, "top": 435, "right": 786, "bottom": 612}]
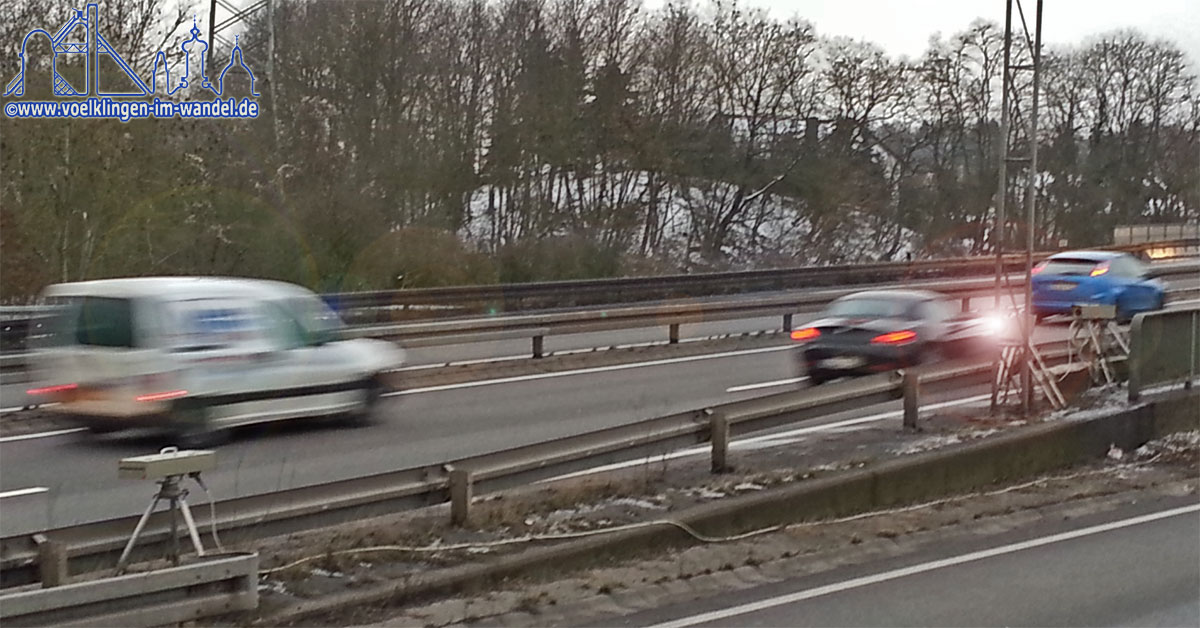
[{"left": 792, "top": 290, "right": 1001, "bottom": 385}]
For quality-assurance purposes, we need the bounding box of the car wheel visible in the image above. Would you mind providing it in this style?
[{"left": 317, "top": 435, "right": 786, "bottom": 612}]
[
  {"left": 1114, "top": 297, "right": 1133, "bottom": 324},
  {"left": 171, "top": 400, "right": 227, "bottom": 448},
  {"left": 807, "top": 370, "right": 830, "bottom": 386},
  {"left": 85, "top": 421, "right": 122, "bottom": 435},
  {"left": 346, "top": 375, "right": 384, "bottom": 427}
]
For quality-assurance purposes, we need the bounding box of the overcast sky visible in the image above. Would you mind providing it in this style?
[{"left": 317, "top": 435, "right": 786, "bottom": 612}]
[{"left": 713, "top": 0, "right": 1200, "bottom": 67}]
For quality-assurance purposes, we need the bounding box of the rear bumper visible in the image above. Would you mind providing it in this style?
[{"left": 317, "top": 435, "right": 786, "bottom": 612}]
[
  {"left": 1031, "top": 296, "right": 1115, "bottom": 316},
  {"left": 798, "top": 344, "right": 920, "bottom": 376}
]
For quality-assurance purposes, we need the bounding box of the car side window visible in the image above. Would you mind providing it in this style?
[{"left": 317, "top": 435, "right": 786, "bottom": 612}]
[
  {"left": 262, "top": 301, "right": 309, "bottom": 350},
  {"left": 1110, "top": 256, "right": 1138, "bottom": 278},
  {"left": 1126, "top": 256, "right": 1148, "bottom": 278},
  {"left": 912, "top": 299, "right": 950, "bottom": 323}
]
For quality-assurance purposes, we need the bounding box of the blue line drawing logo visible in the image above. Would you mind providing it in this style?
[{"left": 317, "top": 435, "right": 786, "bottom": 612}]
[{"left": 4, "top": 2, "right": 258, "bottom": 99}]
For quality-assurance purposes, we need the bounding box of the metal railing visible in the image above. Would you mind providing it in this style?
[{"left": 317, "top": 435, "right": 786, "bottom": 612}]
[
  {"left": 0, "top": 350, "right": 1027, "bottom": 587},
  {"left": 0, "top": 552, "right": 258, "bottom": 627},
  {"left": 1128, "top": 305, "right": 1200, "bottom": 401},
  {"left": 319, "top": 238, "right": 1198, "bottom": 314},
  {"left": 3, "top": 238, "right": 1195, "bottom": 332}
]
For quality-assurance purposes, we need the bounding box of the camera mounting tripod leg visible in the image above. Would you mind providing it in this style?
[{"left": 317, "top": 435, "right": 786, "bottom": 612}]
[{"left": 116, "top": 473, "right": 206, "bottom": 573}]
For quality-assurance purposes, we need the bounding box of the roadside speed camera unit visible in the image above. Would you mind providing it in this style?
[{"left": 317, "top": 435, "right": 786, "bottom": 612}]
[
  {"left": 116, "top": 447, "right": 217, "bottom": 573},
  {"left": 118, "top": 448, "right": 215, "bottom": 480},
  {"left": 1071, "top": 303, "right": 1117, "bottom": 320}
]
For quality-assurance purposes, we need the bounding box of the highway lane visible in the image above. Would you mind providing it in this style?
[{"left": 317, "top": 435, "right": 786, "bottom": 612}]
[
  {"left": 0, "top": 343, "right": 1001, "bottom": 530},
  {"left": 633, "top": 500, "right": 1200, "bottom": 628}
]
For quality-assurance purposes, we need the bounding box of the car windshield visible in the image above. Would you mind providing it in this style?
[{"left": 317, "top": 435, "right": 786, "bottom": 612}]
[
  {"left": 290, "top": 295, "right": 345, "bottom": 345},
  {"left": 1038, "top": 258, "right": 1104, "bottom": 276},
  {"left": 826, "top": 298, "right": 913, "bottom": 319}
]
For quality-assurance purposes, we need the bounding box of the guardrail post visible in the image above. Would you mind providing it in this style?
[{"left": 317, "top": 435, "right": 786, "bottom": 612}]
[
  {"left": 961, "top": 297, "right": 970, "bottom": 313},
  {"left": 448, "top": 467, "right": 473, "bottom": 526},
  {"left": 532, "top": 335, "right": 544, "bottom": 359},
  {"left": 710, "top": 412, "right": 730, "bottom": 473},
  {"left": 669, "top": 323, "right": 680, "bottom": 345},
  {"left": 33, "top": 535, "right": 68, "bottom": 588},
  {"left": 902, "top": 370, "right": 920, "bottom": 431},
  {"left": 783, "top": 313, "right": 793, "bottom": 332}
]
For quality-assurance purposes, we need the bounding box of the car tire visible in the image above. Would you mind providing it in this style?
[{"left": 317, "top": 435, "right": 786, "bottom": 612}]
[
  {"left": 85, "top": 421, "right": 122, "bottom": 435},
  {"left": 1115, "top": 297, "right": 1133, "bottom": 324},
  {"left": 171, "top": 400, "right": 227, "bottom": 448},
  {"left": 345, "top": 375, "right": 384, "bottom": 427},
  {"left": 807, "top": 370, "right": 830, "bottom": 386}
]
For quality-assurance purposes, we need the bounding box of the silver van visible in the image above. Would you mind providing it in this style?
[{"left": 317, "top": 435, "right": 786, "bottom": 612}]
[{"left": 26, "top": 277, "right": 404, "bottom": 445}]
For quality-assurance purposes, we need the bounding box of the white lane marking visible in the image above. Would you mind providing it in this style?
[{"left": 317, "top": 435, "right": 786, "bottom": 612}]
[
  {"left": 648, "top": 503, "right": 1200, "bottom": 628},
  {"left": 726, "top": 377, "right": 807, "bottom": 393},
  {"left": 541, "top": 393, "right": 994, "bottom": 482},
  {"left": 0, "top": 486, "right": 49, "bottom": 499},
  {"left": 1, "top": 402, "right": 59, "bottom": 416},
  {"left": 386, "top": 345, "right": 795, "bottom": 396},
  {"left": 0, "top": 427, "right": 86, "bottom": 444}
]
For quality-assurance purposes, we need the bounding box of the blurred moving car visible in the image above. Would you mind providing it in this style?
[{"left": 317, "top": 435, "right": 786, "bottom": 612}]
[
  {"left": 791, "top": 290, "right": 999, "bottom": 385},
  {"left": 25, "top": 277, "right": 405, "bottom": 445},
  {"left": 1030, "top": 251, "right": 1165, "bottom": 323}
]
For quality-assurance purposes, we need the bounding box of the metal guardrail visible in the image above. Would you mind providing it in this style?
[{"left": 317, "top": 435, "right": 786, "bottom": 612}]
[
  {"left": 319, "top": 238, "right": 1200, "bottom": 315},
  {"left": 3, "top": 239, "right": 1194, "bottom": 327},
  {"left": 1128, "top": 305, "right": 1200, "bottom": 401},
  {"left": 0, "top": 552, "right": 257, "bottom": 627},
  {"left": 0, "top": 350, "right": 1024, "bottom": 587}
]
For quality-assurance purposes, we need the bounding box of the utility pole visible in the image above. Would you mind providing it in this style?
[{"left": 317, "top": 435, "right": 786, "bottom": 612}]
[
  {"left": 993, "top": 0, "right": 1012, "bottom": 309},
  {"left": 206, "top": 0, "right": 218, "bottom": 80},
  {"left": 991, "top": 0, "right": 1044, "bottom": 416},
  {"left": 1021, "top": 0, "right": 1043, "bottom": 415},
  {"left": 206, "top": 0, "right": 271, "bottom": 66}
]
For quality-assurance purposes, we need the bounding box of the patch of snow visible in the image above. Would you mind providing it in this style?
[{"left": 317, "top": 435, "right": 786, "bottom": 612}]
[
  {"left": 686, "top": 487, "right": 728, "bottom": 500},
  {"left": 893, "top": 434, "right": 962, "bottom": 455},
  {"left": 732, "top": 482, "right": 765, "bottom": 492},
  {"left": 311, "top": 567, "right": 345, "bottom": 578},
  {"left": 258, "top": 580, "right": 290, "bottom": 595},
  {"left": 1133, "top": 430, "right": 1200, "bottom": 461},
  {"left": 608, "top": 497, "right": 667, "bottom": 511}
]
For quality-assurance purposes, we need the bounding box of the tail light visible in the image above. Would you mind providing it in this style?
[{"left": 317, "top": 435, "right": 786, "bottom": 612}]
[
  {"left": 27, "top": 383, "right": 77, "bottom": 395},
  {"left": 1032, "top": 262, "right": 1047, "bottom": 275},
  {"left": 135, "top": 390, "right": 189, "bottom": 402},
  {"left": 871, "top": 330, "right": 918, "bottom": 345},
  {"left": 790, "top": 327, "right": 820, "bottom": 342},
  {"left": 1089, "top": 262, "right": 1110, "bottom": 277}
]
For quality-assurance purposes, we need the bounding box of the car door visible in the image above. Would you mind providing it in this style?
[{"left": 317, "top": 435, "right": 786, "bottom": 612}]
[
  {"left": 1111, "top": 255, "right": 1156, "bottom": 313},
  {"left": 165, "top": 297, "right": 278, "bottom": 426},
  {"left": 260, "top": 297, "right": 359, "bottom": 420}
]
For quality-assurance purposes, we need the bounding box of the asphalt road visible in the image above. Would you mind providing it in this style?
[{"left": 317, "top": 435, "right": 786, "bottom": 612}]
[
  {"left": 0, "top": 270, "right": 1196, "bottom": 530},
  {"left": 630, "top": 499, "right": 1200, "bottom": 628}
]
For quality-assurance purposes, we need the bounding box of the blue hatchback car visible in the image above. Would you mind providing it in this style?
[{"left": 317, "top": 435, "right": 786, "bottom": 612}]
[{"left": 1031, "top": 251, "right": 1165, "bottom": 322}]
